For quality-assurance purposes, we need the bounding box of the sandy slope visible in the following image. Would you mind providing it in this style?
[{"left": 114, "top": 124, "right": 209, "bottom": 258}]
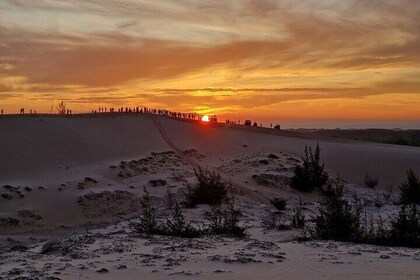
[
  {"left": 159, "top": 117, "right": 420, "bottom": 187},
  {"left": 0, "top": 114, "right": 169, "bottom": 183},
  {"left": 0, "top": 114, "right": 419, "bottom": 279},
  {"left": 1, "top": 114, "right": 419, "bottom": 185}
]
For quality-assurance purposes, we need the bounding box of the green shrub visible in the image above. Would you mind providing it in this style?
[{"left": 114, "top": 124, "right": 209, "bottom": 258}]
[
  {"left": 364, "top": 172, "right": 379, "bottom": 189},
  {"left": 132, "top": 186, "right": 246, "bottom": 238},
  {"left": 390, "top": 204, "right": 420, "bottom": 247},
  {"left": 206, "top": 204, "right": 247, "bottom": 238},
  {"left": 311, "top": 174, "right": 420, "bottom": 248},
  {"left": 291, "top": 207, "right": 305, "bottom": 228},
  {"left": 291, "top": 144, "right": 329, "bottom": 192},
  {"left": 132, "top": 192, "right": 201, "bottom": 238},
  {"left": 164, "top": 203, "right": 202, "bottom": 238},
  {"left": 131, "top": 187, "right": 162, "bottom": 235},
  {"left": 261, "top": 212, "right": 290, "bottom": 230},
  {"left": 270, "top": 198, "right": 287, "bottom": 211},
  {"left": 314, "top": 178, "right": 362, "bottom": 241},
  {"left": 183, "top": 167, "right": 229, "bottom": 207},
  {"left": 400, "top": 169, "right": 420, "bottom": 205}
]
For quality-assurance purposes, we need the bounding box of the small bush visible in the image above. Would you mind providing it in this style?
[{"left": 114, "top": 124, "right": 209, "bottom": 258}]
[
  {"left": 314, "top": 178, "right": 362, "bottom": 241},
  {"left": 383, "top": 186, "right": 393, "bottom": 202},
  {"left": 164, "top": 203, "right": 202, "bottom": 238},
  {"left": 261, "top": 212, "right": 279, "bottom": 229},
  {"left": 132, "top": 192, "right": 201, "bottom": 238},
  {"left": 399, "top": 169, "right": 420, "bottom": 205},
  {"left": 291, "top": 207, "right": 305, "bottom": 228},
  {"left": 131, "top": 187, "right": 162, "bottom": 235},
  {"left": 390, "top": 204, "right": 419, "bottom": 247},
  {"left": 310, "top": 174, "right": 420, "bottom": 248},
  {"left": 270, "top": 198, "right": 287, "bottom": 211},
  {"left": 261, "top": 212, "right": 290, "bottom": 230},
  {"left": 364, "top": 172, "right": 379, "bottom": 189},
  {"left": 183, "top": 167, "right": 229, "bottom": 208},
  {"left": 291, "top": 144, "right": 329, "bottom": 192},
  {"left": 206, "top": 204, "right": 247, "bottom": 238},
  {"left": 359, "top": 215, "right": 390, "bottom": 245},
  {"left": 132, "top": 186, "right": 247, "bottom": 238},
  {"left": 56, "top": 100, "right": 66, "bottom": 115}
]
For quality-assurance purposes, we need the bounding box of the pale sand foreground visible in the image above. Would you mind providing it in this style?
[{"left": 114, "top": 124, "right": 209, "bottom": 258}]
[{"left": 0, "top": 114, "right": 419, "bottom": 279}]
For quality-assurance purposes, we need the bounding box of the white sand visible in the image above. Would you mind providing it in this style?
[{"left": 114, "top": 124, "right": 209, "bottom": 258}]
[{"left": 0, "top": 114, "right": 419, "bottom": 279}]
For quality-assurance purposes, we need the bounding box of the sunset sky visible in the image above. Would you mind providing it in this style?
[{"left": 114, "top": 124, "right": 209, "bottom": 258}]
[{"left": 0, "top": 0, "right": 419, "bottom": 128}]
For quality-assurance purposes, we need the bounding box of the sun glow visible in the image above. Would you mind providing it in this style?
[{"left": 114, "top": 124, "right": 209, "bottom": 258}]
[{"left": 201, "top": 115, "right": 210, "bottom": 122}]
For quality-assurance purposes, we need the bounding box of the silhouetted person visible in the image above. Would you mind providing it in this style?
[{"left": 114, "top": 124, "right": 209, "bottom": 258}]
[
  {"left": 1, "top": 109, "right": 3, "bottom": 115},
  {"left": 253, "top": 122, "right": 258, "bottom": 127}
]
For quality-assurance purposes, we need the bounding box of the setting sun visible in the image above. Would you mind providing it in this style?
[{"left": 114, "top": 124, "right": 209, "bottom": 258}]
[{"left": 201, "top": 115, "right": 210, "bottom": 122}]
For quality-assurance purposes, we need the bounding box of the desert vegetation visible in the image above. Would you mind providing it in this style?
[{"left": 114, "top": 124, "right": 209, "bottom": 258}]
[
  {"left": 270, "top": 197, "right": 287, "bottom": 211},
  {"left": 399, "top": 169, "right": 420, "bottom": 205},
  {"left": 312, "top": 171, "right": 420, "bottom": 248},
  {"left": 288, "top": 142, "right": 419, "bottom": 248},
  {"left": 364, "top": 172, "right": 380, "bottom": 189},
  {"left": 56, "top": 100, "right": 66, "bottom": 115},
  {"left": 313, "top": 178, "right": 362, "bottom": 241},
  {"left": 132, "top": 168, "right": 246, "bottom": 238},
  {"left": 206, "top": 204, "right": 247, "bottom": 238},
  {"left": 291, "top": 204, "right": 306, "bottom": 229},
  {"left": 290, "top": 143, "right": 329, "bottom": 192},
  {"left": 262, "top": 196, "right": 307, "bottom": 230},
  {"left": 131, "top": 187, "right": 161, "bottom": 235},
  {"left": 183, "top": 167, "right": 229, "bottom": 207}
]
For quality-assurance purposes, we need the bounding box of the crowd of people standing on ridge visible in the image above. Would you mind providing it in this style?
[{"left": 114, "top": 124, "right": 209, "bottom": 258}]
[
  {"left": 91, "top": 106, "right": 199, "bottom": 121},
  {"left": 2, "top": 104, "right": 281, "bottom": 130}
]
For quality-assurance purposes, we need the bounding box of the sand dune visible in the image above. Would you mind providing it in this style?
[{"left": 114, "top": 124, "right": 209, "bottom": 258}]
[
  {"left": 1, "top": 114, "right": 419, "bottom": 186},
  {"left": 0, "top": 114, "right": 169, "bottom": 183},
  {"left": 0, "top": 114, "right": 419, "bottom": 279}
]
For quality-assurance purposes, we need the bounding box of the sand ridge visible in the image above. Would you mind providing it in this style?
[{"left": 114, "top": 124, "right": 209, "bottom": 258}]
[{"left": 0, "top": 114, "right": 419, "bottom": 279}]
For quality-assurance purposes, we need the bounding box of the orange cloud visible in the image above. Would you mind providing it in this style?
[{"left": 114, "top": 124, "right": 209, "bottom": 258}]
[{"left": 0, "top": 0, "right": 419, "bottom": 127}]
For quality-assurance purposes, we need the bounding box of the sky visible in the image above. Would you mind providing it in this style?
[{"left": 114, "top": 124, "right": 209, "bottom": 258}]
[{"left": 0, "top": 0, "right": 419, "bottom": 128}]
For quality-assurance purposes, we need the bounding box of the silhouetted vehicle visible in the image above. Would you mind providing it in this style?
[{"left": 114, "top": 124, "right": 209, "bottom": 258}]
[{"left": 244, "top": 120, "right": 252, "bottom": 126}]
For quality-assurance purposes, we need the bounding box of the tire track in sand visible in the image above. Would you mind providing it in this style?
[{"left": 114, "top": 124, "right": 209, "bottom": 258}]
[{"left": 153, "top": 116, "right": 269, "bottom": 204}]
